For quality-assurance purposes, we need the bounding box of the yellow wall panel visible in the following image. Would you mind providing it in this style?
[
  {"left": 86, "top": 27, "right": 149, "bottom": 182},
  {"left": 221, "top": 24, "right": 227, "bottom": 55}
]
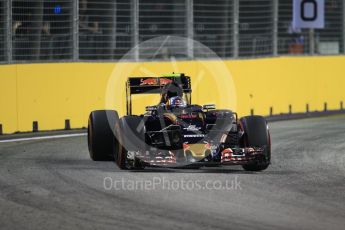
[
  {"left": 0, "top": 65, "right": 18, "bottom": 133},
  {"left": 0, "top": 56, "right": 344, "bottom": 134},
  {"left": 15, "top": 63, "right": 116, "bottom": 131}
]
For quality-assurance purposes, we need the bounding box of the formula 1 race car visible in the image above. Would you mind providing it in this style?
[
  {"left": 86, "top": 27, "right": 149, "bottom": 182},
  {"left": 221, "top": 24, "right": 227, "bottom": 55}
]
[{"left": 87, "top": 73, "right": 271, "bottom": 171}]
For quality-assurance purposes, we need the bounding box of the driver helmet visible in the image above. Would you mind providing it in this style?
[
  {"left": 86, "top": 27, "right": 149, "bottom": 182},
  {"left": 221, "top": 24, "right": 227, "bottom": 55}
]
[
  {"left": 167, "top": 96, "right": 187, "bottom": 109},
  {"left": 160, "top": 82, "right": 183, "bottom": 103}
]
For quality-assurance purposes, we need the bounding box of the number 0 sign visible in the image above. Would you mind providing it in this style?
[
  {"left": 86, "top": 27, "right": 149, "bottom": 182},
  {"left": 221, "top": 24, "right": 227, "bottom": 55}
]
[{"left": 293, "top": 0, "right": 324, "bottom": 29}]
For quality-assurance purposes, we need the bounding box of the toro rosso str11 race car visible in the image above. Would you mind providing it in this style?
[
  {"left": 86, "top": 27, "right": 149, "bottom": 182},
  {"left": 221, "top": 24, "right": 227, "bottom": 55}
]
[{"left": 88, "top": 73, "right": 271, "bottom": 171}]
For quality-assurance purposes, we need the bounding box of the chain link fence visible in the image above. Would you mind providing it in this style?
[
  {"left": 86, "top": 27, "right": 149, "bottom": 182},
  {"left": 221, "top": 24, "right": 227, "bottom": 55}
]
[
  {"left": 316, "top": 0, "right": 343, "bottom": 54},
  {"left": 278, "top": 0, "right": 344, "bottom": 55},
  {"left": 194, "top": 0, "right": 234, "bottom": 58},
  {"left": 0, "top": 0, "right": 345, "bottom": 63},
  {"left": 0, "top": 0, "right": 6, "bottom": 62},
  {"left": 11, "top": 0, "right": 74, "bottom": 61},
  {"left": 239, "top": 0, "right": 274, "bottom": 57},
  {"left": 139, "top": 0, "right": 187, "bottom": 59}
]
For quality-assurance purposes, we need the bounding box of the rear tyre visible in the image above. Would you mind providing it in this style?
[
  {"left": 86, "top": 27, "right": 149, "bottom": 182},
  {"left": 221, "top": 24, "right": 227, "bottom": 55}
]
[
  {"left": 240, "top": 115, "right": 271, "bottom": 171},
  {"left": 115, "top": 116, "right": 146, "bottom": 170},
  {"left": 88, "top": 110, "right": 119, "bottom": 161}
]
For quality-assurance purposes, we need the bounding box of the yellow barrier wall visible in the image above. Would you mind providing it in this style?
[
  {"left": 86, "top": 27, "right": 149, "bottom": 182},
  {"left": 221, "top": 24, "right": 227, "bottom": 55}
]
[
  {"left": 0, "top": 65, "right": 18, "bottom": 133},
  {"left": 0, "top": 56, "right": 344, "bottom": 134}
]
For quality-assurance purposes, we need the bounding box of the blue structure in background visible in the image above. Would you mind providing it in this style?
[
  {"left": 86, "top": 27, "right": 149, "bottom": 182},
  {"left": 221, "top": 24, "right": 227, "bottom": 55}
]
[{"left": 54, "top": 5, "right": 61, "bottom": 15}]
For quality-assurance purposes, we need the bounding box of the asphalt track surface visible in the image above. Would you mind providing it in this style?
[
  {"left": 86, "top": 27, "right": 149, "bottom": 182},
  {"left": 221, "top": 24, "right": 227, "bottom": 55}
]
[{"left": 0, "top": 116, "right": 345, "bottom": 230}]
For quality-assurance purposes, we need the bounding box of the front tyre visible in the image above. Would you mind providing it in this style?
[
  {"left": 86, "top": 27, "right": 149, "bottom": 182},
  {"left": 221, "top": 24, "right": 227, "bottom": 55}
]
[
  {"left": 88, "top": 110, "right": 119, "bottom": 161},
  {"left": 240, "top": 115, "right": 271, "bottom": 171}
]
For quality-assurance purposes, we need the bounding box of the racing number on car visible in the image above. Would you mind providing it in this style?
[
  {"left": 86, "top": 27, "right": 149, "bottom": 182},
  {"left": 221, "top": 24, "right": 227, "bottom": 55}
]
[{"left": 301, "top": 0, "right": 317, "bottom": 21}]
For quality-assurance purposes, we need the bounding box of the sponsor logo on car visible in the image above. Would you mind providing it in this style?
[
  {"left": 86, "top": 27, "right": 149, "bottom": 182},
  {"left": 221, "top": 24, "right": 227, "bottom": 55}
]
[
  {"left": 179, "top": 114, "right": 198, "bottom": 119},
  {"left": 140, "top": 78, "right": 158, "bottom": 85},
  {"left": 139, "top": 77, "right": 173, "bottom": 86},
  {"left": 159, "top": 78, "right": 173, "bottom": 85},
  {"left": 184, "top": 125, "right": 201, "bottom": 132},
  {"left": 183, "top": 134, "right": 205, "bottom": 138}
]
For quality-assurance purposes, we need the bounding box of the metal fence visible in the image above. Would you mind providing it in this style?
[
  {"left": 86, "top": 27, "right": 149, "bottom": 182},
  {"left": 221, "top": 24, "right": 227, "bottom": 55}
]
[
  {"left": 194, "top": 0, "right": 234, "bottom": 58},
  {"left": 0, "top": 0, "right": 6, "bottom": 62},
  {"left": 0, "top": 0, "right": 344, "bottom": 63},
  {"left": 11, "top": 0, "right": 74, "bottom": 61}
]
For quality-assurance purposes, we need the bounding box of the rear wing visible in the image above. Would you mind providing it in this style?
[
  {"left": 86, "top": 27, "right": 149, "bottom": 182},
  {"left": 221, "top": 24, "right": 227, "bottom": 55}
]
[
  {"left": 127, "top": 74, "right": 191, "bottom": 94},
  {"left": 126, "top": 73, "right": 191, "bottom": 115}
]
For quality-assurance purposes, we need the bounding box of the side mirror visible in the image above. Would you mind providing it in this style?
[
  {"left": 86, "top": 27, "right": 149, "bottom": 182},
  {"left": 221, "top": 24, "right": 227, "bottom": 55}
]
[{"left": 203, "top": 104, "right": 216, "bottom": 110}]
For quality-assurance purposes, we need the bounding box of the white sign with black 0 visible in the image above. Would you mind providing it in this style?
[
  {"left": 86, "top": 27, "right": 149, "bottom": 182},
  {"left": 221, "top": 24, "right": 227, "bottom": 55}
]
[{"left": 293, "top": 0, "right": 325, "bottom": 29}]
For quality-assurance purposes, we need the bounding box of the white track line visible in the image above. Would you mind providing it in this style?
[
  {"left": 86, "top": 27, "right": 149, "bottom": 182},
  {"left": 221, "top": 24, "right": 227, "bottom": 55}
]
[{"left": 0, "top": 133, "right": 87, "bottom": 143}]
